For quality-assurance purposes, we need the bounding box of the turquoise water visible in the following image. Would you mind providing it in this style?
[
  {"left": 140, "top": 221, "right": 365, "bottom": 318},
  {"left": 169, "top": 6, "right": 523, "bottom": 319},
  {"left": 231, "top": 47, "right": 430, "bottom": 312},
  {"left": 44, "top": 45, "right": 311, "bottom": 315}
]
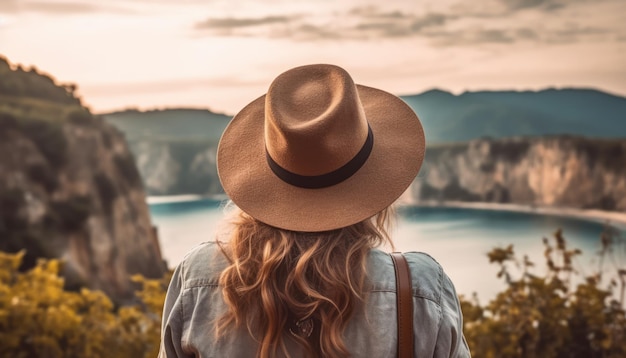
[{"left": 150, "top": 199, "right": 621, "bottom": 300}]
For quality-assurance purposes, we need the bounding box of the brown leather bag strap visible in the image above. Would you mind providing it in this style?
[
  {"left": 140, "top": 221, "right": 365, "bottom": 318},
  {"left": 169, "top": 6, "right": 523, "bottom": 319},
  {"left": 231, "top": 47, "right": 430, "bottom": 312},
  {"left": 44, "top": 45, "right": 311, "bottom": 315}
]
[{"left": 390, "top": 252, "right": 414, "bottom": 358}]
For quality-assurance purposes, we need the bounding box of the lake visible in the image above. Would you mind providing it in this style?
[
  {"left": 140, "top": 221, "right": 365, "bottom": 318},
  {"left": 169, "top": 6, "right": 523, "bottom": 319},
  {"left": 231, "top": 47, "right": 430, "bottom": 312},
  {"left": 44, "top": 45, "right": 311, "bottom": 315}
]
[{"left": 150, "top": 199, "right": 621, "bottom": 301}]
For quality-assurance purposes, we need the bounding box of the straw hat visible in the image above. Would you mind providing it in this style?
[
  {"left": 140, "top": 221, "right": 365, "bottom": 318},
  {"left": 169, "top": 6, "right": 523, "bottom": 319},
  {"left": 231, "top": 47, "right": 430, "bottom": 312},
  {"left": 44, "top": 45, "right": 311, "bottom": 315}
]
[{"left": 217, "top": 64, "right": 425, "bottom": 232}]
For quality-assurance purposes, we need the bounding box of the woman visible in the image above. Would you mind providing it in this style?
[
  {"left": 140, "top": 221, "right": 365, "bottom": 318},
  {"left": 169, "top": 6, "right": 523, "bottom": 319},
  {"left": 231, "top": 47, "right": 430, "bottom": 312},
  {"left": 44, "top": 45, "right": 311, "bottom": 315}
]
[{"left": 159, "top": 64, "right": 471, "bottom": 357}]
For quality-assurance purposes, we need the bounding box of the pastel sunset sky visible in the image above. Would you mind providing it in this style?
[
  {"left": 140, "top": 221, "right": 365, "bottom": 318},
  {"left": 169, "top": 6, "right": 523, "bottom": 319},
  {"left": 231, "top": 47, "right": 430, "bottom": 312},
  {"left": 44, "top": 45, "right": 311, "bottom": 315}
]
[{"left": 1, "top": 0, "right": 625, "bottom": 114}]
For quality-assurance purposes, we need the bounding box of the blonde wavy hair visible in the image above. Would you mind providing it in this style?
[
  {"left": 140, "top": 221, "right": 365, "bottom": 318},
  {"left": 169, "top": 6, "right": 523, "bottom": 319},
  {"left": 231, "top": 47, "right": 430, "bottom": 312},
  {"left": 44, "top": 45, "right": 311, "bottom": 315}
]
[{"left": 216, "top": 207, "right": 395, "bottom": 358}]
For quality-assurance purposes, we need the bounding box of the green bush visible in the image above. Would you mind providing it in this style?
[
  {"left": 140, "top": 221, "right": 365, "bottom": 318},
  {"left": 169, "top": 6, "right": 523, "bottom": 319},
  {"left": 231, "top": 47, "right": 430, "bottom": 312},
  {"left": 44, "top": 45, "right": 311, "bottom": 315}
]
[
  {"left": 0, "top": 227, "right": 623, "bottom": 357},
  {"left": 66, "top": 108, "right": 93, "bottom": 125},
  {"left": 0, "top": 57, "right": 81, "bottom": 106},
  {"left": 0, "top": 251, "right": 169, "bottom": 358},
  {"left": 461, "top": 228, "right": 626, "bottom": 357}
]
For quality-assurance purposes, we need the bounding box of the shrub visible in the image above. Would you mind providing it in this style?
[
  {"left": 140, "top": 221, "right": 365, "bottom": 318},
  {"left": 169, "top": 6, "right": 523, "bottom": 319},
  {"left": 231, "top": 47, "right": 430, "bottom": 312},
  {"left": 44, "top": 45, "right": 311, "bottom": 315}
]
[
  {"left": 461, "top": 227, "right": 626, "bottom": 357},
  {"left": 0, "top": 57, "right": 81, "bottom": 106},
  {"left": 66, "top": 108, "right": 93, "bottom": 125},
  {"left": 0, "top": 251, "right": 169, "bottom": 358},
  {"left": 0, "top": 226, "right": 623, "bottom": 357}
]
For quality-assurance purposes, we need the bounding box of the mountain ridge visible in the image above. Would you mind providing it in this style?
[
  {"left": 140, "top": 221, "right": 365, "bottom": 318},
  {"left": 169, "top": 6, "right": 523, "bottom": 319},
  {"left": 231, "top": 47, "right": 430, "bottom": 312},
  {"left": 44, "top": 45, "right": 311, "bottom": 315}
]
[
  {"left": 102, "top": 87, "right": 626, "bottom": 145},
  {"left": 400, "top": 87, "right": 626, "bottom": 143}
]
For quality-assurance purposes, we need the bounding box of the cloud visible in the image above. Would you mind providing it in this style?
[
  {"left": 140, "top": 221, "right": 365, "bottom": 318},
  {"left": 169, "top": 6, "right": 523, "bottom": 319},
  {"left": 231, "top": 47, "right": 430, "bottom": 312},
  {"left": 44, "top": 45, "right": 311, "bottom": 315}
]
[
  {"left": 426, "top": 28, "right": 516, "bottom": 46},
  {"left": 0, "top": 0, "right": 133, "bottom": 15},
  {"left": 0, "top": 0, "right": 18, "bottom": 13},
  {"left": 190, "top": 2, "right": 620, "bottom": 46},
  {"left": 349, "top": 6, "right": 414, "bottom": 20},
  {"left": 425, "top": 25, "right": 610, "bottom": 46},
  {"left": 194, "top": 15, "right": 296, "bottom": 30},
  {"left": 543, "top": 25, "right": 609, "bottom": 43},
  {"left": 350, "top": 12, "right": 450, "bottom": 38},
  {"left": 24, "top": 1, "right": 100, "bottom": 14},
  {"left": 282, "top": 24, "right": 342, "bottom": 40},
  {"left": 499, "top": 0, "right": 564, "bottom": 11},
  {"left": 471, "top": 29, "right": 516, "bottom": 43},
  {"left": 453, "top": 0, "right": 597, "bottom": 18},
  {"left": 194, "top": 8, "right": 451, "bottom": 40}
]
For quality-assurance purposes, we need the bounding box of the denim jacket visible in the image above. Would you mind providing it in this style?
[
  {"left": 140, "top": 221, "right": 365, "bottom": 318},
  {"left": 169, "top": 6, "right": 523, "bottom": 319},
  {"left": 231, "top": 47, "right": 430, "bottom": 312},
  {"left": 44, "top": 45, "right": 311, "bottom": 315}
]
[{"left": 159, "top": 242, "right": 471, "bottom": 357}]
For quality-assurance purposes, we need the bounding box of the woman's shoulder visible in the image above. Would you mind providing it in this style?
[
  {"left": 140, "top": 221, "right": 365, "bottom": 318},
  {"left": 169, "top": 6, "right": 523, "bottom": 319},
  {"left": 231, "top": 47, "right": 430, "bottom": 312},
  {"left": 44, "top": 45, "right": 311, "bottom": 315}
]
[
  {"left": 368, "top": 249, "right": 448, "bottom": 305},
  {"left": 176, "top": 241, "right": 229, "bottom": 288}
]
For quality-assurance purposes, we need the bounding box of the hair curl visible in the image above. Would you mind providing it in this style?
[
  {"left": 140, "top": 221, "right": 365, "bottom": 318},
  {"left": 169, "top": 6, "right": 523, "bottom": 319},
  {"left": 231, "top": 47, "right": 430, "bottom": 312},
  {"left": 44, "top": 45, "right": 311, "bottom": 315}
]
[{"left": 216, "top": 207, "right": 394, "bottom": 358}]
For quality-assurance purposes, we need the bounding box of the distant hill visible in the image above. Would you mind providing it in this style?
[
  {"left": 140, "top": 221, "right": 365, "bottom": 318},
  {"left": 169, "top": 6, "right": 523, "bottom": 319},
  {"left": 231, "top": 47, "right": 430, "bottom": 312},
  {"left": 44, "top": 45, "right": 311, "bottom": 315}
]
[
  {"left": 102, "top": 88, "right": 626, "bottom": 145},
  {"left": 98, "top": 88, "right": 626, "bottom": 196},
  {"left": 102, "top": 108, "right": 230, "bottom": 143},
  {"left": 400, "top": 88, "right": 626, "bottom": 143}
]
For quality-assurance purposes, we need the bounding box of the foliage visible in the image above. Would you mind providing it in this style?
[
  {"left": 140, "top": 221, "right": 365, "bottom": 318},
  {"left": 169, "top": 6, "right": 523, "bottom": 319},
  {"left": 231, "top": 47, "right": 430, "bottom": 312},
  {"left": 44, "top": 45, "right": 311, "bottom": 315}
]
[
  {"left": 0, "top": 251, "right": 170, "bottom": 358},
  {"left": 400, "top": 88, "right": 626, "bottom": 144},
  {"left": 575, "top": 137, "right": 626, "bottom": 170},
  {"left": 460, "top": 228, "right": 626, "bottom": 358},
  {"left": 1, "top": 227, "right": 624, "bottom": 357},
  {"left": 0, "top": 56, "right": 81, "bottom": 106},
  {"left": 66, "top": 108, "right": 94, "bottom": 125},
  {"left": 0, "top": 94, "right": 83, "bottom": 125}
]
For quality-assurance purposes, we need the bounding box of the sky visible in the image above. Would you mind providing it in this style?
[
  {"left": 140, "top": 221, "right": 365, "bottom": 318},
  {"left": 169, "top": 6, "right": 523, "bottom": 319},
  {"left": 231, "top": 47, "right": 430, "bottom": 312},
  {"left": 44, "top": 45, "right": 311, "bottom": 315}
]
[{"left": 1, "top": 0, "right": 625, "bottom": 115}]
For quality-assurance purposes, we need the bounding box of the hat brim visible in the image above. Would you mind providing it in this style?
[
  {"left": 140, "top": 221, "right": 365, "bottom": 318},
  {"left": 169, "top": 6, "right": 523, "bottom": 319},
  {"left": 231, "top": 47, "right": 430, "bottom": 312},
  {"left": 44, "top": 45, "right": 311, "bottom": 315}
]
[{"left": 217, "top": 85, "right": 425, "bottom": 232}]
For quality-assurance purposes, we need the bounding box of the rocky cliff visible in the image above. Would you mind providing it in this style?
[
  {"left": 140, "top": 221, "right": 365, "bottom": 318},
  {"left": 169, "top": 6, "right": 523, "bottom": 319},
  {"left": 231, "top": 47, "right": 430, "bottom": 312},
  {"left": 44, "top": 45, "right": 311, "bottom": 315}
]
[
  {"left": 0, "top": 58, "right": 166, "bottom": 304},
  {"left": 123, "top": 132, "right": 626, "bottom": 213},
  {"left": 102, "top": 108, "right": 229, "bottom": 196},
  {"left": 129, "top": 140, "right": 221, "bottom": 196},
  {"left": 410, "top": 137, "right": 626, "bottom": 211}
]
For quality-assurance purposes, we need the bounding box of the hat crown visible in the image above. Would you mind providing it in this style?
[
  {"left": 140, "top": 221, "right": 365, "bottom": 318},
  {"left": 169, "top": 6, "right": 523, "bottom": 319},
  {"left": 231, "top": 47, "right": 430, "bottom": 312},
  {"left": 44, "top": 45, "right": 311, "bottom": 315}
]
[
  {"left": 216, "top": 63, "right": 425, "bottom": 231},
  {"left": 265, "top": 64, "right": 369, "bottom": 176}
]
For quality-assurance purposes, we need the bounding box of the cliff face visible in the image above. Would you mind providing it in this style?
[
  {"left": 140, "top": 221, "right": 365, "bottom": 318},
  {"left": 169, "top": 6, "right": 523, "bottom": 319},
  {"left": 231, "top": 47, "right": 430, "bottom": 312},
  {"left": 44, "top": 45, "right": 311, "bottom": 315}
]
[
  {"left": 0, "top": 110, "right": 166, "bottom": 303},
  {"left": 130, "top": 141, "right": 221, "bottom": 196},
  {"left": 411, "top": 137, "right": 626, "bottom": 211},
  {"left": 101, "top": 108, "right": 229, "bottom": 196},
  {"left": 126, "top": 134, "right": 626, "bottom": 212}
]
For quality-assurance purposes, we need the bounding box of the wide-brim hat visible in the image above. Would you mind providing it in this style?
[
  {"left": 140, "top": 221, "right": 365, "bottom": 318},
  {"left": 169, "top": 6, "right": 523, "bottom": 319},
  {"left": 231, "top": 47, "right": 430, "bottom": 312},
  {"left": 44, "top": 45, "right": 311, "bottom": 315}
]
[{"left": 217, "top": 64, "right": 425, "bottom": 232}]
